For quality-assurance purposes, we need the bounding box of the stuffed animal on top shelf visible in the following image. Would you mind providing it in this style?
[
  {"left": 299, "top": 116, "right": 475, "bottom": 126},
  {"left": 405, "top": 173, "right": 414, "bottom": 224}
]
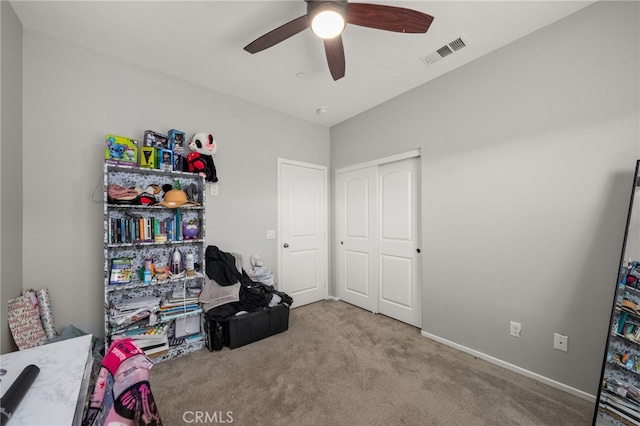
[{"left": 186, "top": 132, "right": 218, "bottom": 182}]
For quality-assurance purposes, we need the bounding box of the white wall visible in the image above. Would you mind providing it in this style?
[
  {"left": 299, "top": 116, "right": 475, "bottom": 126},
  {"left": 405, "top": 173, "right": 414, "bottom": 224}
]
[
  {"left": 21, "top": 30, "right": 329, "bottom": 340},
  {"left": 330, "top": 1, "right": 639, "bottom": 395},
  {"left": 0, "top": 0, "right": 23, "bottom": 354}
]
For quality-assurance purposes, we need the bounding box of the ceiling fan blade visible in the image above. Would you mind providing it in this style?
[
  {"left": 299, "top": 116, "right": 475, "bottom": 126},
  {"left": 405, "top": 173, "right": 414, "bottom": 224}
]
[
  {"left": 244, "top": 15, "right": 310, "bottom": 54},
  {"left": 347, "top": 3, "right": 434, "bottom": 33},
  {"left": 324, "top": 35, "right": 345, "bottom": 81}
]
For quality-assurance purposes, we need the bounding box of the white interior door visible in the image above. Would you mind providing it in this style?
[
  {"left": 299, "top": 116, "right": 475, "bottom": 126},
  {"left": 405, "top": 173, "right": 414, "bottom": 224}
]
[
  {"left": 279, "top": 159, "right": 328, "bottom": 308},
  {"left": 337, "top": 166, "right": 379, "bottom": 313},
  {"left": 378, "top": 158, "right": 421, "bottom": 326},
  {"left": 337, "top": 155, "right": 421, "bottom": 327}
]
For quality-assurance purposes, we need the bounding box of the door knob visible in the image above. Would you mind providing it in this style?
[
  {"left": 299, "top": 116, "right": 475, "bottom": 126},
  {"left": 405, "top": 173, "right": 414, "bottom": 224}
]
[
  {"left": 283, "top": 243, "right": 289, "bottom": 248},
  {"left": 416, "top": 248, "right": 421, "bottom": 253},
  {"left": 340, "top": 241, "right": 344, "bottom": 245}
]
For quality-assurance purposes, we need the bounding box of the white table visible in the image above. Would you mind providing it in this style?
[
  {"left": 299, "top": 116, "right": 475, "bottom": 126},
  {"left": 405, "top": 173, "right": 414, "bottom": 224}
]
[{"left": 0, "top": 334, "right": 93, "bottom": 426}]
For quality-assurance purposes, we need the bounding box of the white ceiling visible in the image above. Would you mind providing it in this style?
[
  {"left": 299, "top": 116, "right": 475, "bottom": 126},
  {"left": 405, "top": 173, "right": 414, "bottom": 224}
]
[{"left": 9, "top": 0, "right": 595, "bottom": 127}]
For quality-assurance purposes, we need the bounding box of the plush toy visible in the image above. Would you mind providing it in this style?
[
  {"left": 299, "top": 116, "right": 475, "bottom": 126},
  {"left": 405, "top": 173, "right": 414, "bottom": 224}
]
[
  {"left": 182, "top": 219, "right": 200, "bottom": 240},
  {"left": 186, "top": 132, "right": 218, "bottom": 182}
]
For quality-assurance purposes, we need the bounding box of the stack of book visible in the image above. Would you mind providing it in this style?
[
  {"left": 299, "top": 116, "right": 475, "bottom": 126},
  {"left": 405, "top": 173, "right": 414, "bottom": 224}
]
[
  {"left": 109, "top": 295, "right": 162, "bottom": 328},
  {"left": 108, "top": 211, "right": 187, "bottom": 244},
  {"left": 600, "top": 376, "right": 640, "bottom": 424},
  {"left": 159, "top": 288, "right": 202, "bottom": 322},
  {"left": 112, "top": 323, "right": 169, "bottom": 357}
]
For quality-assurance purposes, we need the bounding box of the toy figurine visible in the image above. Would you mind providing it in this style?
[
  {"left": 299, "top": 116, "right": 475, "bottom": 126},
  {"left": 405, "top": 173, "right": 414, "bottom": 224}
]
[
  {"left": 186, "top": 132, "right": 218, "bottom": 182},
  {"left": 182, "top": 219, "right": 200, "bottom": 240}
]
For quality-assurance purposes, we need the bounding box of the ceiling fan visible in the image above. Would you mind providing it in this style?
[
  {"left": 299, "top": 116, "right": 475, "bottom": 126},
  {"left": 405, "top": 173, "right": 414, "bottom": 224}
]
[{"left": 244, "top": 0, "right": 434, "bottom": 81}]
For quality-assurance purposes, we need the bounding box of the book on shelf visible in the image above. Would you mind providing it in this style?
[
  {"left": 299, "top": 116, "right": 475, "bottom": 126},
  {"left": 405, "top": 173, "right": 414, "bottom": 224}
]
[
  {"left": 110, "top": 258, "right": 134, "bottom": 284},
  {"left": 112, "top": 323, "right": 168, "bottom": 341},
  {"left": 108, "top": 215, "right": 189, "bottom": 244},
  {"left": 160, "top": 303, "right": 200, "bottom": 312},
  {"left": 108, "top": 295, "right": 161, "bottom": 328},
  {"left": 162, "top": 297, "right": 200, "bottom": 307},
  {"left": 160, "top": 308, "right": 202, "bottom": 322},
  {"left": 145, "top": 343, "right": 170, "bottom": 357},
  {"left": 114, "top": 295, "right": 162, "bottom": 311},
  {"left": 601, "top": 392, "right": 640, "bottom": 424},
  {"left": 140, "top": 339, "right": 169, "bottom": 352},
  {"left": 120, "top": 335, "right": 170, "bottom": 356},
  {"left": 169, "top": 287, "right": 202, "bottom": 300},
  {"left": 109, "top": 316, "right": 151, "bottom": 334},
  {"left": 185, "top": 334, "right": 204, "bottom": 344},
  {"left": 112, "top": 327, "right": 169, "bottom": 357},
  {"left": 163, "top": 289, "right": 201, "bottom": 306},
  {"left": 159, "top": 306, "right": 201, "bottom": 321}
]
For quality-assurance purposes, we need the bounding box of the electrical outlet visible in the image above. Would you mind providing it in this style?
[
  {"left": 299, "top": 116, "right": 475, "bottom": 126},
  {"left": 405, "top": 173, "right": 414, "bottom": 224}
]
[
  {"left": 266, "top": 230, "right": 276, "bottom": 240},
  {"left": 554, "top": 333, "right": 568, "bottom": 352},
  {"left": 510, "top": 321, "right": 522, "bottom": 338},
  {"left": 210, "top": 184, "right": 219, "bottom": 196}
]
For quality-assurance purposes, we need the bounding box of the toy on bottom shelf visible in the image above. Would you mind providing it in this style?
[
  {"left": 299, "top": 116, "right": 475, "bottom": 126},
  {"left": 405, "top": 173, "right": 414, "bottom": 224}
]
[{"left": 186, "top": 132, "right": 218, "bottom": 182}]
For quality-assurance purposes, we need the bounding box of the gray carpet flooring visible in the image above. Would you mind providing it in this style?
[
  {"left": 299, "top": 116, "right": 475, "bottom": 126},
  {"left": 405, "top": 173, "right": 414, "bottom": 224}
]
[{"left": 150, "top": 300, "right": 594, "bottom": 425}]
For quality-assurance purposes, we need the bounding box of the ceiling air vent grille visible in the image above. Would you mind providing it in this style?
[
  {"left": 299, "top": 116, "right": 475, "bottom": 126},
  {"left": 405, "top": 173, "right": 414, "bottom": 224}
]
[
  {"left": 449, "top": 37, "right": 466, "bottom": 52},
  {"left": 420, "top": 36, "right": 468, "bottom": 67},
  {"left": 436, "top": 45, "right": 454, "bottom": 58}
]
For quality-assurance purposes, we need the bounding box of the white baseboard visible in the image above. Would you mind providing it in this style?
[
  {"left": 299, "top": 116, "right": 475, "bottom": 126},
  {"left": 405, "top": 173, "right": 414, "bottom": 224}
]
[
  {"left": 326, "top": 295, "right": 340, "bottom": 302},
  {"left": 420, "top": 330, "right": 596, "bottom": 402}
]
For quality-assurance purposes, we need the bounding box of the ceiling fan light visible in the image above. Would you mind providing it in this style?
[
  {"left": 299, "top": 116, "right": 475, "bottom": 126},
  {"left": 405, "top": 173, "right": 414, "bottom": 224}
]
[{"left": 311, "top": 9, "right": 345, "bottom": 39}]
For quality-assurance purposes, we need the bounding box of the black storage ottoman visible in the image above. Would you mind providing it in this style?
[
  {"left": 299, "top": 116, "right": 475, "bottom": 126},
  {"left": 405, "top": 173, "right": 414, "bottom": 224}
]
[{"left": 207, "top": 304, "right": 290, "bottom": 350}]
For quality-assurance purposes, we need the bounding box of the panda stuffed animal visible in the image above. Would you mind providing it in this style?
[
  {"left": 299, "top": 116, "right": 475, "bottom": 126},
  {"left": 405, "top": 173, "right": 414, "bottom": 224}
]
[{"left": 186, "top": 132, "right": 218, "bottom": 182}]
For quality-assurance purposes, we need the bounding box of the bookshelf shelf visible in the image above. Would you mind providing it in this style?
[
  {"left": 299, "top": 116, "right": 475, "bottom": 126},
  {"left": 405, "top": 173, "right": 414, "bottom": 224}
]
[
  {"left": 159, "top": 308, "right": 203, "bottom": 322},
  {"left": 103, "top": 164, "right": 206, "bottom": 362},
  {"left": 107, "top": 203, "right": 204, "bottom": 208},
  {"left": 108, "top": 164, "right": 200, "bottom": 178},
  {"left": 625, "top": 286, "right": 640, "bottom": 297},
  {"left": 106, "top": 272, "right": 204, "bottom": 292},
  {"left": 607, "top": 358, "right": 640, "bottom": 378},
  {"left": 106, "top": 239, "right": 205, "bottom": 249},
  {"left": 613, "top": 333, "right": 640, "bottom": 349}
]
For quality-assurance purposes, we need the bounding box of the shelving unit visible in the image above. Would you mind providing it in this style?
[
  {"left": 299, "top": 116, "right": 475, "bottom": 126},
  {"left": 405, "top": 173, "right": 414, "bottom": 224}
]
[
  {"left": 103, "top": 164, "right": 206, "bottom": 362},
  {"left": 596, "top": 160, "right": 640, "bottom": 425}
]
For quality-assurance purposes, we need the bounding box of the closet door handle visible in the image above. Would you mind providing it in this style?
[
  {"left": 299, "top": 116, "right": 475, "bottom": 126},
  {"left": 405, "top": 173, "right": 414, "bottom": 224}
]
[{"left": 283, "top": 243, "right": 289, "bottom": 248}]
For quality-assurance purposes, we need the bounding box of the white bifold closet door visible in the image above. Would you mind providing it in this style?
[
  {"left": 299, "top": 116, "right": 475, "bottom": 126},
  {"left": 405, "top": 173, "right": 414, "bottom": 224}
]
[{"left": 337, "top": 156, "right": 421, "bottom": 327}]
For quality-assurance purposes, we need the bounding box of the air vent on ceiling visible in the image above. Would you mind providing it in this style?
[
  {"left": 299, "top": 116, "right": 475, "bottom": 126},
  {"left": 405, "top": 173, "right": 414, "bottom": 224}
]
[{"left": 420, "top": 36, "right": 468, "bottom": 67}]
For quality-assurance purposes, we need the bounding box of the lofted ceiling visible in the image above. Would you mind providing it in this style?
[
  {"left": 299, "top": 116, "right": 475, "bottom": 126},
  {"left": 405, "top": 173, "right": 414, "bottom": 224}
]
[{"left": 9, "top": 1, "right": 596, "bottom": 127}]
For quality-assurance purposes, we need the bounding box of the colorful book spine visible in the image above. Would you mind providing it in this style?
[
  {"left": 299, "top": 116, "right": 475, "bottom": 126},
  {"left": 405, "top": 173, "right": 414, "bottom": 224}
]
[{"left": 175, "top": 210, "right": 181, "bottom": 241}]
